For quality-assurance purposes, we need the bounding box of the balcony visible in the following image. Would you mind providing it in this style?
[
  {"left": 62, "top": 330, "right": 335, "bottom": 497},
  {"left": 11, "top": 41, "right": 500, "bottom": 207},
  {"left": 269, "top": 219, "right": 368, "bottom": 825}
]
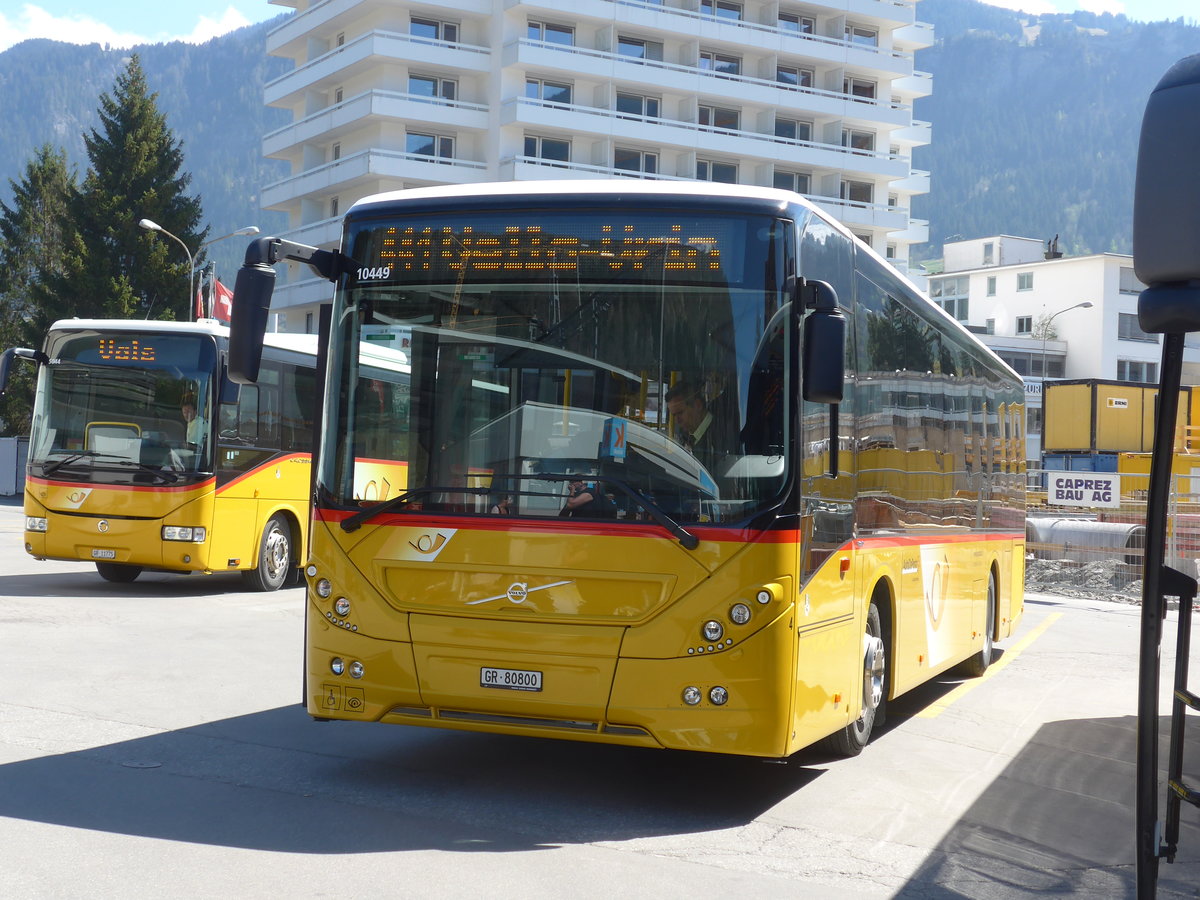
[
  {"left": 508, "top": 39, "right": 912, "bottom": 128},
  {"left": 264, "top": 89, "right": 489, "bottom": 158},
  {"left": 269, "top": 0, "right": 494, "bottom": 57},
  {"left": 809, "top": 195, "right": 909, "bottom": 233},
  {"left": 261, "top": 148, "right": 487, "bottom": 209},
  {"left": 265, "top": 30, "right": 490, "bottom": 107},
  {"left": 504, "top": 97, "right": 912, "bottom": 179}
]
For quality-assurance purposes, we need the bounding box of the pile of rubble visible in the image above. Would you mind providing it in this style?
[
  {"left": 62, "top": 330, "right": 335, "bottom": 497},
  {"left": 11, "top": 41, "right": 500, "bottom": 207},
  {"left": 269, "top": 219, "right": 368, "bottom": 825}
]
[{"left": 1024, "top": 557, "right": 1144, "bottom": 604}]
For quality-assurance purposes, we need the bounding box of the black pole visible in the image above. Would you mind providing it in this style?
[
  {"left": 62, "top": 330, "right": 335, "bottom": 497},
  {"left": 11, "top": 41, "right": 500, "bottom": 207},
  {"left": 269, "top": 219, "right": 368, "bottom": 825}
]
[{"left": 1135, "top": 331, "right": 1185, "bottom": 896}]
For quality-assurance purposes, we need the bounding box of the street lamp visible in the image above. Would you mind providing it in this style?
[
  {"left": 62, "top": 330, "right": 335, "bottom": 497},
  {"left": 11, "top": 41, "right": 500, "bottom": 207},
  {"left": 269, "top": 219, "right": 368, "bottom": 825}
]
[
  {"left": 138, "top": 218, "right": 196, "bottom": 321},
  {"left": 1039, "top": 300, "right": 1094, "bottom": 384},
  {"left": 200, "top": 225, "right": 259, "bottom": 253},
  {"left": 195, "top": 226, "right": 259, "bottom": 318}
]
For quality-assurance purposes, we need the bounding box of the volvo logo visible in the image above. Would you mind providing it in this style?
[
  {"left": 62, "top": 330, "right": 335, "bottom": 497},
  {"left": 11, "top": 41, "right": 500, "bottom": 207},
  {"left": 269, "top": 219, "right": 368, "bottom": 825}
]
[
  {"left": 506, "top": 583, "right": 529, "bottom": 604},
  {"left": 97, "top": 520, "right": 109, "bottom": 533},
  {"left": 466, "top": 579, "right": 575, "bottom": 606}
]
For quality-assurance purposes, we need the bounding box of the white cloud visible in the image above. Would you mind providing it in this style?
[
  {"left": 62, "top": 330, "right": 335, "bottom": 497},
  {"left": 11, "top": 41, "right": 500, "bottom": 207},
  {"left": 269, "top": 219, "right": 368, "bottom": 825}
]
[{"left": 0, "top": 4, "right": 252, "bottom": 54}]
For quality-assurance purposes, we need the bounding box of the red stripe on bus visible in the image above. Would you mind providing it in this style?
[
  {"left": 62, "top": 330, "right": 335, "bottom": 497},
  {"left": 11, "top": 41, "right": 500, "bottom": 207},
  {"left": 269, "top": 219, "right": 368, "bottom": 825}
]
[{"left": 215, "top": 453, "right": 311, "bottom": 495}]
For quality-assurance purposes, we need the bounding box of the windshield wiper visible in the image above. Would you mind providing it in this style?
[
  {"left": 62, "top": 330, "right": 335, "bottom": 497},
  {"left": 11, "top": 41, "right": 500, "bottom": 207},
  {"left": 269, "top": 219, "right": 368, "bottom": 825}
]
[
  {"left": 41, "top": 450, "right": 99, "bottom": 475},
  {"left": 536, "top": 473, "right": 699, "bottom": 551},
  {"left": 41, "top": 450, "right": 178, "bottom": 483},
  {"left": 341, "top": 485, "right": 489, "bottom": 532}
]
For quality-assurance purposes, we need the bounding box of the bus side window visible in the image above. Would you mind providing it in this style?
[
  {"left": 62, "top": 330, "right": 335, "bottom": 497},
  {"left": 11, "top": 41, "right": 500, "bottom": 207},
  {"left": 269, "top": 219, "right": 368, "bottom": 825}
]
[{"left": 238, "top": 385, "right": 260, "bottom": 442}]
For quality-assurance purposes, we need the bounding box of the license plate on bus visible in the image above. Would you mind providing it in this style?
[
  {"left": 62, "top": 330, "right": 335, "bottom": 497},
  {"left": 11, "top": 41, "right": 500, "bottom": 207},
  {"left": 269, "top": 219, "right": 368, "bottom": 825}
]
[
  {"left": 91, "top": 549, "right": 116, "bottom": 559},
  {"left": 480, "top": 667, "right": 542, "bottom": 692}
]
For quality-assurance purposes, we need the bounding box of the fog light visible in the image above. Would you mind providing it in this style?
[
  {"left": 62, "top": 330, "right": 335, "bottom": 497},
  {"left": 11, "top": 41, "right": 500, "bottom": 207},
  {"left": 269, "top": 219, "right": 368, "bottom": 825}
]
[
  {"left": 682, "top": 686, "right": 702, "bottom": 706},
  {"left": 315, "top": 578, "right": 332, "bottom": 598},
  {"left": 730, "top": 603, "right": 751, "bottom": 625},
  {"left": 334, "top": 597, "right": 351, "bottom": 616},
  {"left": 709, "top": 686, "right": 729, "bottom": 706},
  {"left": 702, "top": 620, "right": 724, "bottom": 642},
  {"left": 349, "top": 660, "right": 364, "bottom": 679},
  {"left": 306, "top": 564, "right": 318, "bottom": 577},
  {"left": 330, "top": 657, "right": 345, "bottom": 676},
  {"left": 756, "top": 589, "right": 772, "bottom": 604},
  {"left": 25, "top": 517, "right": 47, "bottom": 532}
]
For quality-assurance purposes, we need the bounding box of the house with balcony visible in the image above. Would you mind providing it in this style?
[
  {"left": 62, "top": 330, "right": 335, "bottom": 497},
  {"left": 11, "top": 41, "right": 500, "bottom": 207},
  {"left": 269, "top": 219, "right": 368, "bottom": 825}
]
[{"left": 263, "top": 0, "right": 934, "bottom": 331}]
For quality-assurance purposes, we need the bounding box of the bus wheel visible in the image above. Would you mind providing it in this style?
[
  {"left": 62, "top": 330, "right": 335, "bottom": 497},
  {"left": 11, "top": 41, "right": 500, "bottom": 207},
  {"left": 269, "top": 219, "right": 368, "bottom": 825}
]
[
  {"left": 822, "top": 601, "right": 886, "bottom": 757},
  {"left": 243, "top": 515, "right": 292, "bottom": 592},
  {"left": 95, "top": 562, "right": 142, "bottom": 583},
  {"left": 961, "top": 574, "right": 997, "bottom": 677}
]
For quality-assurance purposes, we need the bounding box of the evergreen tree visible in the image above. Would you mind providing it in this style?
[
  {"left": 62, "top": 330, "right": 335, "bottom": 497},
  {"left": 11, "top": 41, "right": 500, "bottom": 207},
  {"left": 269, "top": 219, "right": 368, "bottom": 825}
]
[
  {"left": 0, "top": 144, "right": 75, "bottom": 434},
  {"left": 42, "top": 55, "right": 205, "bottom": 323}
]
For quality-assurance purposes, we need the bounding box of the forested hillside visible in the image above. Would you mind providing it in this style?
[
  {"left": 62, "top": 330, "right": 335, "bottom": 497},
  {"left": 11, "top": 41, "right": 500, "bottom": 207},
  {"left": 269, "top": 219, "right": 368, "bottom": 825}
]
[{"left": 0, "top": 2, "right": 1196, "bottom": 270}]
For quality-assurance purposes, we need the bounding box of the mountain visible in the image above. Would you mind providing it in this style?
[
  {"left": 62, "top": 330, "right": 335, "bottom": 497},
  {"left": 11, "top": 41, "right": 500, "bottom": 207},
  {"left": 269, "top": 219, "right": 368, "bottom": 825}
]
[
  {"left": 0, "top": 3, "right": 1196, "bottom": 274},
  {"left": 913, "top": 0, "right": 1200, "bottom": 261},
  {"left": 0, "top": 17, "right": 291, "bottom": 279}
]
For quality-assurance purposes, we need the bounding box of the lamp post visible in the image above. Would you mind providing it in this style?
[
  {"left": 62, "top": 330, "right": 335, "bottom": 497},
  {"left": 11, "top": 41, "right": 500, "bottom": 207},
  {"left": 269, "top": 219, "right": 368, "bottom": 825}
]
[
  {"left": 195, "top": 226, "right": 259, "bottom": 318},
  {"left": 1039, "top": 300, "right": 1094, "bottom": 384},
  {"left": 138, "top": 218, "right": 196, "bottom": 321}
]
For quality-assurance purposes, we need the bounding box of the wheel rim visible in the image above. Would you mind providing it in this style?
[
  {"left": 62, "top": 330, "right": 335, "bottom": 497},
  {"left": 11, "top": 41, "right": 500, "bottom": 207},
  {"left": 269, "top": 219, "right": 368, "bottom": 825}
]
[
  {"left": 263, "top": 524, "right": 289, "bottom": 583},
  {"left": 863, "top": 633, "right": 885, "bottom": 712}
]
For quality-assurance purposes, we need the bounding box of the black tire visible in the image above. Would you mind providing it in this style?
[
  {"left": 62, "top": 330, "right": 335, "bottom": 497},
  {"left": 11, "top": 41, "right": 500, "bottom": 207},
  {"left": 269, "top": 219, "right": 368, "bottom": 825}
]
[
  {"left": 962, "top": 574, "right": 997, "bottom": 677},
  {"left": 96, "top": 562, "right": 142, "bottom": 583},
  {"left": 242, "top": 515, "right": 293, "bottom": 592},
  {"left": 822, "top": 600, "right": 886, "bottom": 757}
]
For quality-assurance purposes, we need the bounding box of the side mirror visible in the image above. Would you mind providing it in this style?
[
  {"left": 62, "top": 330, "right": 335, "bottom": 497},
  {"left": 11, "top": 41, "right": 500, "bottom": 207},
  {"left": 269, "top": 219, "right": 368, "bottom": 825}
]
[
  {"left": 229, "top": 251, "right": 276, "bottom": 384},
  {"left": 801, "top": 280, "right": 846, "bottom": 404},
  {"left": 1134, "top": 54, "right": 1200, "bottom": 331},
  {"left": 0, "top": 346, "right": 43, "bottom": 396}
]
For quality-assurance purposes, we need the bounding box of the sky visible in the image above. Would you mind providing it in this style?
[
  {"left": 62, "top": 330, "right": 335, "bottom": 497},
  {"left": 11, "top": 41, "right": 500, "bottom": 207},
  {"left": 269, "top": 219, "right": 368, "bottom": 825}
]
[{"left": 0, "top": 0, "right": 1195, "bottom": 54}]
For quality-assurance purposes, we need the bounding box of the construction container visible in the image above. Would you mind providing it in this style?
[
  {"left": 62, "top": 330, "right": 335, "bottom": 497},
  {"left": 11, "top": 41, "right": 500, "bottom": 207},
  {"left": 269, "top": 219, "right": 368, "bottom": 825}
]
[{"left": 1043, "top": 380, "right": 1188, "bottom": 454}]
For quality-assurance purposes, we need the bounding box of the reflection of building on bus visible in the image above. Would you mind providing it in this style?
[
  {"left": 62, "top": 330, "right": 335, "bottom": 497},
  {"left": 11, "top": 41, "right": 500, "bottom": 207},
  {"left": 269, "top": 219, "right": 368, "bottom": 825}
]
[
  {"left": 3, "top": 319, "right": 319, "bottom": 591},
  {"left": 228, "top": 181, "right": 1026, "bottom": 760}
]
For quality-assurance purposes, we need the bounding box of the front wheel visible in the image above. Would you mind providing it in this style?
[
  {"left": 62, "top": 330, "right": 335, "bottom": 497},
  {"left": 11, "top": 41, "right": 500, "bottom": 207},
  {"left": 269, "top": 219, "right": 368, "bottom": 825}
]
[
  {"left": 822, "top": 600, "right": 886, "bottom": 757},
  {"left": 242, "top": 515, "right": 293, "bottom": 592},
  {"left": 96, "top": 562, "right": 143, "bottom": 583}
]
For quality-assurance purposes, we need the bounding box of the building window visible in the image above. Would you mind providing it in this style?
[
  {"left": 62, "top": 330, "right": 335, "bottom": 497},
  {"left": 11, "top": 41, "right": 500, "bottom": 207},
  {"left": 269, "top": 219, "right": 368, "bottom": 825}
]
[
  {"left": 886, "top": 243, "right": 897, "bottom": 260},
  {"left": 853, "top": 232, "right": 873, "bottom": 249},
  {"left": 930, "top": 276, "right": 968, "bottom": 321},
  {"left": 1120, "top": 266, "right": 1146, "bottom": 294},
  {"left": 525, "top": 135, "right": 571, "bottom": 163},
  {"left": 412, "top": 17, "right": 458, "bottom": 42},
  {"left": 528, "top": 21, "right": 573, "bottom": 45},
  {"left": 336, "top": 32, "right": 345, "bottom": 47},
  {"left": 697, "top": 159, "right": 737, "bottom": 183},
  {"left": 1016, "top": 315, "right": 1032, "bottom": 335},
  {"left": 985, "top": 318, "right": 995, "bottom": 334},
  {"left": 983, "top": 241, "right": 994, "bottom": 265},
  {"left": 1017, "top": 271, "right": 1034, "bottom": 291},
  {"left": 526, "top": 79, "right": 572, "bottom": 104},
  {"left": 778, "top": 12, "right": 815, "bottom": 33},
  {"left": 330, "top": 196, "right": 339, "bottom": 217},
  {"left": 845, "top": 25, "right": 878, "bottom": 46},
  {"left": 616, "top": 92, "right": 660, "bottom": 118},
  {"left": 614, "top": 148, "right": 658, "bottom": 175},
  {"left": 1117, "top": 359, "right": 1157, "bottom": 383},
  {"left": 986, "top": 275, "right": 996, "bottom": 296},
  {"left": 776, "top": 65, "right": 814, "bottom": 88},
  {"left": 407, "top": 132, "right": 454, "bottom": 159},
  {"left": 774, "top": 117, "right": 812, "bottom": 142},
  {"left": 700, "top": 50, "right": 741, "bottom": 75},
  {"left": 701, "top": 0, "right": 743, "bottom": 20},
  {"left": 618, "top": 35, "right": 663, "bottom": 60},
  {"left": 331, "top": 142, "right": 341, "bottom": 161},
  {"left": 844, "top": 76, "right": 876, "bottom": 101},
  {"left": 699, "top": 105, "right": 740, "bottom": 131},
  {"left": 409, "top": 74, "right": 457, "bottom": 101},
  {"left": 773, "top": 170, "right": 810, "bottom": 193},
  {"left": 1119, "top": 312, "right": 1157, "bottom": 343},
  {"left": 840, "top": 180, "right": 874, "bottom": 205},
  {"left": 842, "top": 129, "right": 875, "bottom": 154},
  {"left": 334, "top": 87, "right": 343, "bottom": 104},
  {"left": 305, "top": 312, "right": 314, "bottom": 333}
]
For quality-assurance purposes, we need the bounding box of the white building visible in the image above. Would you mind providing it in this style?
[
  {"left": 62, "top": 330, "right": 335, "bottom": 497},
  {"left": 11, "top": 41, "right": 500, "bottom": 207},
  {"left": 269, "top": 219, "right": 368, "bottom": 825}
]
[
  {"left": 926, "top": 235, "right": 1200, "bottom": 463},
  {"left": 262, "top": 0, "right": 934, "bottom": 332}
]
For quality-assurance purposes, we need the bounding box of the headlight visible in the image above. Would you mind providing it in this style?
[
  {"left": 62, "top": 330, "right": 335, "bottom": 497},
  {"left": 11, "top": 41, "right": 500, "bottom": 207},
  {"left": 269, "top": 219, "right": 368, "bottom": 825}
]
[
  {"left": 730, "top": 603, "right": 751, "bottom": 625},
  {"left": 702, "top": 620, "right": 724, "bottom": 642},
  {"left": 349, "top": 661, "right": 365, "bottom": 679},
  {"left": 334, "top": 597, "right": 351, "bottom": 616},
  {"left": 756, "top": 589, "right": 772, "bottom": 604},
  {"left": 330, "top": 657, "right": 345, "bottom": 676},
  {"left": 682, "top": 686, "right": 702, "bottom": 706},
  {"left": 315, "top": 579, "right": 332, "bottom": 598},
  {"left": 162, "top": 526, "right": 206, "bottom": 542},
  {"left": 25, "top": 517, "right": 47, "bottom": 532},
  {"left": 709, "top": 686, "right": 729, "bottom": 706}
]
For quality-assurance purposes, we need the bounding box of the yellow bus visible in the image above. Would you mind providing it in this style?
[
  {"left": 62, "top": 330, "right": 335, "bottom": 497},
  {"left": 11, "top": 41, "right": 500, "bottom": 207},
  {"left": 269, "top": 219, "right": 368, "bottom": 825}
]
[
  {"left": 230, "top": 181, "right": 1026, "bottom": 757},
  {"left": 2, "top": 319, "right": 318, "bottom": 590}
]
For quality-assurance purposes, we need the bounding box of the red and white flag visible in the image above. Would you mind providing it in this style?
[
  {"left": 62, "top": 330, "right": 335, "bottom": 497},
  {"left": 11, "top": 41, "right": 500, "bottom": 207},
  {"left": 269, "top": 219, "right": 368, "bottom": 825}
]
[{"left": 212, "top": 278, "right": 234, "bottom": 322}]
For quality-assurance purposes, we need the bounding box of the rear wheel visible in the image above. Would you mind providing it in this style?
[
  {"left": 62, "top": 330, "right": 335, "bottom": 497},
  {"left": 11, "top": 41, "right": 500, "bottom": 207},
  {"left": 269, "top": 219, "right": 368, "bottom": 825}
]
[
  {"left": 242, "top": 515, "right": 292, "bottom": 592},
  {"left": 822, "top": 600, "right": 886, "bottom": 757},
  {"left": 962, "top": 574, "right": 997, "bottom": 677},
  {"left": 95, "top": 562, "right": 142, "bottom": 583}
]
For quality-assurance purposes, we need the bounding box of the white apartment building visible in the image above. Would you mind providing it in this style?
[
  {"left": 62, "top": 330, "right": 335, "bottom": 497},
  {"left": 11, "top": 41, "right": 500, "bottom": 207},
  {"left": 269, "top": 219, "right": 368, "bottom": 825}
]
[
  {"left": 262, "top": 0, "right": 934, "bottom": 332},
  {"left": 926, "top": 235, "right": 1200, "bottom": 462}
]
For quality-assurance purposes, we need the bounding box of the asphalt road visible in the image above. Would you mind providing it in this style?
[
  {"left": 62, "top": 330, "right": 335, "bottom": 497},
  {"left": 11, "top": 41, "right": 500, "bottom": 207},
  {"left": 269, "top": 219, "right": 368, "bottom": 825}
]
[{"left": 0, "top": 497, "right": 1197, "bottom": 898}]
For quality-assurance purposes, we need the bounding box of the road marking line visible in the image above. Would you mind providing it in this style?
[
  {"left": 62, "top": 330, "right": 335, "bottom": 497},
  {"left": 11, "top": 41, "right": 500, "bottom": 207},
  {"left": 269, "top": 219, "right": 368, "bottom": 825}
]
[{"left": 915, "top": 612, "right": 1062, "bottom": 718}]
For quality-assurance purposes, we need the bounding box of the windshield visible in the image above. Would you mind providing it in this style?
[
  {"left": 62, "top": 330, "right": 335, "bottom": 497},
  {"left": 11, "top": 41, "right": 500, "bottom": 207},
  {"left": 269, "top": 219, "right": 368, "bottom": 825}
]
[
  {"left": 319, "top": 207, "right": 793, "bottom": 526},
  {"left": 28, "top": 330, "right": 217, "bottom": 483}
]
